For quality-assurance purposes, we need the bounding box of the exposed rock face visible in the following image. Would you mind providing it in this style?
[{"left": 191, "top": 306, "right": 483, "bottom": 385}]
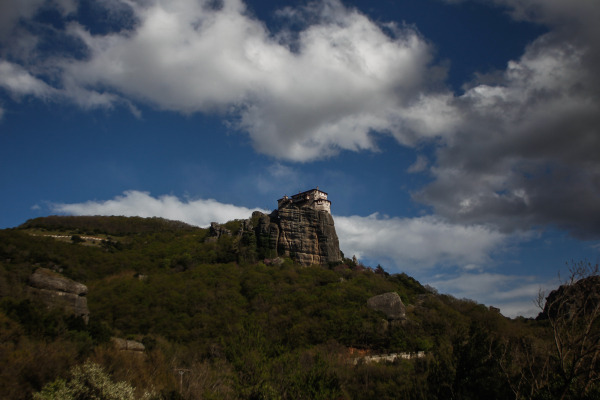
[
  {"left": 27, "top": 268, "right": 89, "bottom": 323},
  {"left": 367, "top": 292, "right": 406, "bottom": 320},
  {"left": 236, "top": 219, "right": 253, "bottom": 237},
  {"left": 241, "top": 218, "right": 253, "bottom": 231},
  {"left": 536, "top": 275, "right": 600, "bottom": 321},
  {"left": 206, "top": 222, "right": 233, "bottom": 243},
  {"left": 254, "top": 211, "right": 280, "bottom": 255},
  {"left": 111, "top": 337, "right": 145, "bottom": 352},
  {"left": 208, "top": 191, "right": 341, "bottom": 267},
  {"left": 277, "top": 206, "right": 341, "bottom": 266}
]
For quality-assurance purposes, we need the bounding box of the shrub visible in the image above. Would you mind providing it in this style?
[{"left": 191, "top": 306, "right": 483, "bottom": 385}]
[{"left": 33, "top": 360, "right": 154, "bottom": 400}]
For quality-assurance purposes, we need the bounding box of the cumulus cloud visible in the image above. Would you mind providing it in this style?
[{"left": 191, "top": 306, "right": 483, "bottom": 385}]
[
  {"left": 0, "top": 0, "right": 445, "bottom": 161},
  {"left": 50, "top": 190, "right": 262, "bottom": 228},
  {"left": 334, "top": 213, "right": 519, "bottom": 270},
  {"left": 0, "top": 61, "right": 56, "bottom": 98},
  {"left": 0, "top": 0, "right": 77, "bottom": 41}
]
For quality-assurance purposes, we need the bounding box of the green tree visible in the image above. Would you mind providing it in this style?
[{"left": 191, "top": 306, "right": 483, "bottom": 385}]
[
  {"left": 33, "top": 360, "right": 154, "bottom": 400},
  {"left": 535, "top": 261, "right": 600, "bottom": 399}
]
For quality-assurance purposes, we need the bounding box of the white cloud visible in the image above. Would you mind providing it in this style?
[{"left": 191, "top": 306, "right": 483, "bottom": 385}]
[
  {"left": 1, "top": 0, "right": 445, "bottom": 161},
  {"left": 0, "top": 60, "right": 125, "bottom": 109},
  {"left": 429, "top": 271, "right": 558, "bottom": 317},
  {"left": 50, "top": 190, "right": 261, "bottom": 228},
  {"left": 0, "top": 61, "right": 56, "bottom": 98},
  {"left": 407, "top": 154, "right": 428, "bottom": 173},
  {"left": 334, "top": 213, "right": 518, "bottom": 270},
  {"left": 0, "top": 0, "right": 77, "bottom": 42}
]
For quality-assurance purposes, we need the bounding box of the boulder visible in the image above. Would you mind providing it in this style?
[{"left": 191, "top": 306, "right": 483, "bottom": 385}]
[
  {"left": 29, "top": 268, "right": 87, "bottom": 295},
  {"left": 367, "top": 292, "right": 406, "bottom": 320},
  {"left": 111, "top": 337, "right": 145, "bottom": 352},
  {"left": 27, "top": 268, "right": 89, "bottom": 323}
]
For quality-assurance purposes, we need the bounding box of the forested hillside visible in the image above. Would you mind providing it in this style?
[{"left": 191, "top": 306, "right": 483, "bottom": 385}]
[{"left": 0, "top": 216, "right": 598, "bottom": 400}]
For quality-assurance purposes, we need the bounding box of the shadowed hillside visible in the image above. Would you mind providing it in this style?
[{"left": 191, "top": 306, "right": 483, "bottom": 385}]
[{"left": 0, "top": 216, "right": 597, "bottom": 400}]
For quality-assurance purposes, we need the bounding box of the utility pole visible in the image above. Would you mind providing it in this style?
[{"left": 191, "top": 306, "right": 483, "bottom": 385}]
[{"left": 173, "top": 368, "right": 191, "bottom": 393}]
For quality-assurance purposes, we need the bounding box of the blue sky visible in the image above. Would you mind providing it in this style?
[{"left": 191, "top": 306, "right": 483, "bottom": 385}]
[{"left": 2, "top": 0, "right": 600, "bottom": 317}]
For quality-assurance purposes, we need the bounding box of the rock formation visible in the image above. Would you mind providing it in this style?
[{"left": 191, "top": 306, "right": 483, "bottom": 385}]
[
  {"left": 277, "top": 205, "right": 341, "bottom": 266},
  {"left": 367, "top": 292, "right": 406, "bottom": 320},
  {"left": 208, "top": 188, "right": 341, "bottom": 266},
  {"left": 27, "top": 268, "right": 89, "bottom": 323},
  {"left": 111, "top": 337, "right": 145, "bottom": 353},
  {"left": 536, "top": 275, "right": 600, "bottom": 321},
  {"left": 205, "top": 222, "right": 233, "bottom": 243},
  {"left": 254, "top": 211, "right": 280, "bottom": 255},
  {"left": 275, "top": 188, "right": 341, "bottom": 266},
  {"left": 250, "top": 205, "right": 341, "bottom": 266}
]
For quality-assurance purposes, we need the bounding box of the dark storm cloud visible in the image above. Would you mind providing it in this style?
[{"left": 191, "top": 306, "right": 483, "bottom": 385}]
[{"left": 415, "top": 0, "right": 600, "bottom": 238}]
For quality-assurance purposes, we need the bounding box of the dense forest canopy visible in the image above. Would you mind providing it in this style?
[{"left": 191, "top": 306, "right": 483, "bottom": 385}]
[{"left": 0, "top": 216, "right": 598, "bottom": 400}]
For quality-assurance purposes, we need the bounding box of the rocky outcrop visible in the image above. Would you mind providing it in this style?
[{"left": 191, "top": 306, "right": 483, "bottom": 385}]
[
  {"left": 207, "top": 190, "right": 341, "bottom": 266},
  {"left": 111, "top": 337, "right": 145, "bottom": 353},
  {"left": 236, "top": 218, "right": 255, "bottom": 239},
  {"left": 277, "top": 206, "right": 341, "bottom": 266},
  {"left": 367, "top": 292, "right": 406, "bottom": 320},
  {"left": 27, "top": 268, "right": 89, "bottom": 323},
  {"left": 250, "top": 206, "right": 341, "bottom": 266},
  {"left": 254, "top": 211, "right": 280, "bottom": 255},
  {"left": 241, "top": 218, "right": 253, "bottom": 232},
  {"left": 205, "top": 222, "right": 233, "bottom": 243},
  {"left": 536, "top": 275, "right": 600, "bottom": 321}
]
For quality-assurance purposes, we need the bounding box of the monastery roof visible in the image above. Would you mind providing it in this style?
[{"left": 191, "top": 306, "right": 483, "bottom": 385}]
[
  {"left": 292, "top": 188, "right": 328, "bottom": 197},
  {"left": 277, "top": 188, "right": 328, "bottom": 202}
]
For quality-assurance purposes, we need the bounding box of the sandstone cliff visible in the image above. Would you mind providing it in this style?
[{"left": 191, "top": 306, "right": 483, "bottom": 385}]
[
  {"left": 252, "top": 204, "right": 341, "bottom": 266},
  {"left": 27, "top": 268, "right": 89, "bottom": 323},
  {"left": 253, "top": 211, "right": 280, "bottom": 255},
  {"left": 277, "top": 205, "right": 341, "bottom": 266}
]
